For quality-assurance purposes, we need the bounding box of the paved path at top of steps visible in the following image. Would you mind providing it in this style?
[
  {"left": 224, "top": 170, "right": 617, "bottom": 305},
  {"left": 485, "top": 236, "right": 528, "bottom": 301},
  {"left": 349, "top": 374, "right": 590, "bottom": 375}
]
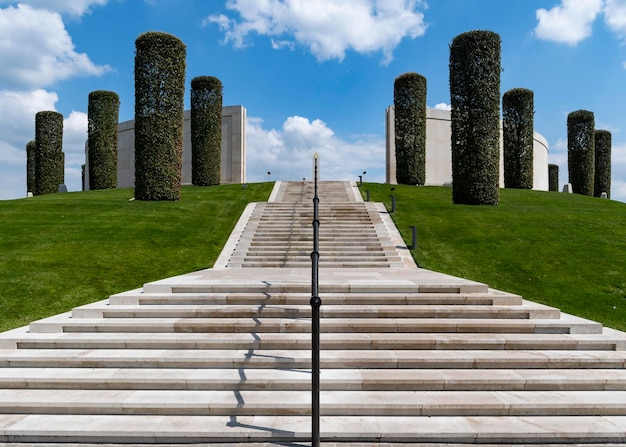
[{"left": 1, "top": 180, "right": 626, "bottom": 445}]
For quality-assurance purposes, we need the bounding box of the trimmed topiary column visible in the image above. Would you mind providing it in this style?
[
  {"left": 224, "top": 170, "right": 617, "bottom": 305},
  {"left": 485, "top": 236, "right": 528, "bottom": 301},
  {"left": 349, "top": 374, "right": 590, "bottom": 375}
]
[
  {"left": 503, "top": 88, "right": 534, "bottom": 189},
  {"left": 567, "top": 110, "right": 595, "bottom": 196},
  {"left": 134, "top": 31, "right": 186, "bottom": 201},
  {"left": 449, "top": 30, "right": 501, "bottom": 205},
  {"left": 191, "top": 76, "right": 223, "bottom": 186},
  {"left": 26, "top": 139, "right": 36, "bottom": 194},
  {"left": 548, "top": 164, "right": 559, "bottom": 192},
  {"left": 88, "top": 90, "right": 120, "bottom": 190},
  {"left": 594, "top": 129, "right": 611, "bottom": 198},
  {"left": 34, "top": 111, "right": 64, "bottom": 196},
  {"left": 393, "top": 72, "right": 427, "bottom": 185}
]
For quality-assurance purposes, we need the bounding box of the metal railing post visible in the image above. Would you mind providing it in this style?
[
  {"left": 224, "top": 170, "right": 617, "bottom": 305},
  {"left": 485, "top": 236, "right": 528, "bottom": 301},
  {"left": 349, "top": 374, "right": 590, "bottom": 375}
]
[{"left": 310, "top": 153, "right": 321, "bottom": 447}]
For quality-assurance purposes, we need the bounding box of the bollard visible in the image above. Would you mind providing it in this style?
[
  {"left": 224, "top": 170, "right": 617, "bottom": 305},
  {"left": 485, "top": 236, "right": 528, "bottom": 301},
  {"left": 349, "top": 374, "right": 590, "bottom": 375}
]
[
  {"left": 365, "top": 190, "right": 370, "bottom": 202},
  {"left": 409, "top": 225, "right": 417, "bottom": 250},
  {"left": 390, "top": 194, "right": 396, "bottom": 213}
]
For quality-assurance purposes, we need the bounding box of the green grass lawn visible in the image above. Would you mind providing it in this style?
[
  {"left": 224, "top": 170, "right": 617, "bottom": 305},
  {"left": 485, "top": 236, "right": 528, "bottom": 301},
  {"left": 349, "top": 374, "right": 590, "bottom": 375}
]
[
  {"left": 0, "top": 183, "right": 272, "bottom": 331},
  {"left": 362, "top": 183, "right": 626, "bottom": 331},
  {"left": 2, "top": 182, "right": 625, "bottom": 333}
]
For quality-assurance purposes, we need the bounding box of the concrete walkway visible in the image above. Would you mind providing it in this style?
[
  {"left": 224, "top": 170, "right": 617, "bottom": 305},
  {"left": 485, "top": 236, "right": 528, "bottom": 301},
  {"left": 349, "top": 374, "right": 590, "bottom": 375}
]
[{"left": 1, "top": 180, "right": 626, "bottom": 445}]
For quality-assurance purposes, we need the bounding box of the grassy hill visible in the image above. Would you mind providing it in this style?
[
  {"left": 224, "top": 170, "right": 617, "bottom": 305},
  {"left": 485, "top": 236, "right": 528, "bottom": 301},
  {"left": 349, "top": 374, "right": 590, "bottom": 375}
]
[
  {"left": 0, "top": 184, "right": 273, "bottom": 331},
  {"left": 363, "top": 183, "right": 626, "bottom": 332},
  {"left": 1, "top": 182, "right": 625, "bottom": 332}
]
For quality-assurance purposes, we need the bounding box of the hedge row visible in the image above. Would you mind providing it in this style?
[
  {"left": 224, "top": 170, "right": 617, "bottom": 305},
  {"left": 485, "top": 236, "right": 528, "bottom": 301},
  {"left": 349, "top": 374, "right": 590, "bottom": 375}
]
[
  {"left": 134, "top": 31, "right": 186, "bottom": 201},
  {"left": 26, "top": 139, "right": 36, "bottom": 194},
  {"left": 393, "top": 72, "right": 426, "bottom": 185},
  {"left": 548, "top": 164, "right": 559, "bottom": 192},
  {"left": 503, "top": 88, "right": 534, "bottom": 189},
  {"left": 567, "top": 110, "right": 595, "bottom": 196},
  {"left": 34, "top": 111, "right": 64, "bottom": 196},
  {"left": 191, "top": 76, "right": 223, "bottom": 186},
  {"left": 449, "top": 30, "right": 501, "bottom": 205},
  {"left": 594, "top": 129, "right": 611, "bottom": 198},
  {"left": 88, "top": 90, "right": 120, "bottom": 190}
]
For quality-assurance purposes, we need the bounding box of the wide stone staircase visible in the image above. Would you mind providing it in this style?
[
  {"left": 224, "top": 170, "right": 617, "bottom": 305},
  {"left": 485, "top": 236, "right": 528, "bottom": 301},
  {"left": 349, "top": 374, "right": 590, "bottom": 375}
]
[{"left": 1, "top": 180, "right": 626, "bottom": 445}]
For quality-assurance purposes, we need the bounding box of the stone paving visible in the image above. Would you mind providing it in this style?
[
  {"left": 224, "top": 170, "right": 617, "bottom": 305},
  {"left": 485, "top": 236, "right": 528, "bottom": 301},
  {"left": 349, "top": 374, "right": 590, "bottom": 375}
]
[{"left": 1, "top": 180, "right": 626, "bottom": 445}]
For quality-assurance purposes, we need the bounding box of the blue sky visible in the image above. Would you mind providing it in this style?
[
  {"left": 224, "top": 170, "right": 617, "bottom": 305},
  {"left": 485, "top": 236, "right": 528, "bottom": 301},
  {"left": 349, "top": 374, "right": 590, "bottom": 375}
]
[{"left": 1, "top": 0, "right": 626, "bottom": 202}]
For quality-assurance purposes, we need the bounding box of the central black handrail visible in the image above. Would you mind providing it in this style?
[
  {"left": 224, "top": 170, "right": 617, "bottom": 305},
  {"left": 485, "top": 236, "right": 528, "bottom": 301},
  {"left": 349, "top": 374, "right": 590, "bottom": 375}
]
[{"left": 310, "top": 153, "right": 321, "bottom": 447}]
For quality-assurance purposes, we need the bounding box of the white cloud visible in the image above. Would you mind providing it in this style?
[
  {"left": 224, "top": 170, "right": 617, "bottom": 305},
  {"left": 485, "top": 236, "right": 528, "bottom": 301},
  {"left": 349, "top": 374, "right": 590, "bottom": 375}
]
[
  {"left": 603, "top": 0, "right": 626, "bottom": 38},
  {"left": 433, "top": 103, "right": 451, "bottom": 111},
  {"left": 0, "top": 4, "right": 110, "bottom": 90},
  {"left": 205, "top": 0, "right": 427, "bottom": 64},
  {"left": 0, "top": 0, "right": 108, "bottom": 16},
  {"left": 534, "top": 0, "right": 603, "bottom": 45},
  {"left": 246, "top": 115, "right": 385, "bottom": 183}
]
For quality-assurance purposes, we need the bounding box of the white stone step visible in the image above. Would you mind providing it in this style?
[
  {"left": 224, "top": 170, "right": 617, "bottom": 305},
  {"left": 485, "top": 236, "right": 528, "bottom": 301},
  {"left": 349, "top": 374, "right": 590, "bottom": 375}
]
[
  {"left": 1, "top": 414, "right": 626, "bottom": 444},
  {"left": 6, "top": 331, "right": 624, "bottom": 351},
  {"left": 1, "top": 367, "right": 625, "bottom": 391},
  {"left": 2, "top": 349, "right": 625, "bottom": 369},
  {"left": 0, "top": 389, "right": 625, "bottom": 416}
]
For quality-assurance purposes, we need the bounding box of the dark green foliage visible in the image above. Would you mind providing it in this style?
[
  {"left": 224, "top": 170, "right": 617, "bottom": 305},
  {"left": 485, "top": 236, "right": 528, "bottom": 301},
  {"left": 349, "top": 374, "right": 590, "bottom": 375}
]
[
  {"left": 134, "top": 31, "right": 186, "bottom": 201},
  {"left": 449, "top": 30, "right": 501, "bottom": 205},
  {"left": 503, "top": 88, "right": 534, "bottom": 189},
  {"left": 394, "top": 72, "right": 427, "bottom": 185},
  {"left": 594, "top": 129, "right": 611, "bottom": 198},
  {"left": 567, "top": 110, "right": 595, "bottom": 196},
  {"left": 88, "top": 90, "right": 120, "bottom": 190},
  {"left": 26, "top": 140, "right": 36, "bottom": 194},
  {"left": 548, "top": 164, "right": 559, "bottom": 192},
  {"left": 34, "top": 111, "right": 64, "bottom": 196},
  {"left": 191, "top": 76, "right": 223, "bottom": 186}
]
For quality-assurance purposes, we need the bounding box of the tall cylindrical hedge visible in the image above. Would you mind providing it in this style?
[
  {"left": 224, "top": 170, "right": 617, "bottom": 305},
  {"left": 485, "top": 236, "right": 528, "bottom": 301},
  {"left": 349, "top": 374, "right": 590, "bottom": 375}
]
[
  {"left": 449, "top": 30, "right": 501, "bottom": 205},
  {"left": 134, "top": 31, "right": 186, "bottom": 201},
  {"left": 191, "top": 76, "right": 223, "bottom": 186},
  {"left": 594, "top": 129, "right": 611, "bottom": 198},
  {"left": 88, "top": 90, "right": 120, "bottom": 190},
  {"left": 548, "top": 164, "right": 559, "bottom": 192},
  {"left": 567, "top": 110, "right": 595, "bottom": 196},
  {"left": 503, "top": 88, "right": 534, "bottom": 189},
  {"left": 26, "top": 139, "right": 36, "bottom": 194},
  {"left": 34, "top": 111, "right": 64, "bottom": 196},
  {"left": 393, "top": 72, "right": 427, "bottom": 185}
]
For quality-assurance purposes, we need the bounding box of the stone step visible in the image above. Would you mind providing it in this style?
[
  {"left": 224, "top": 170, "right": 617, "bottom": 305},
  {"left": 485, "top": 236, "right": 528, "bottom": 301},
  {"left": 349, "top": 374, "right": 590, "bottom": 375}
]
[
  {"left": 0, "top": 389, "right": 625, "bottom": 417},
  {"left": 69, "top": 303, "right": 560, "bottom": 320},
  {"left": 110, "top": 291, "right": 522, "bottom": 306},
  {"left": 1, "top": 367, "right": 626, "bottom": 391},
  {"left": 239, "top": 261, "right": 399, "bottom": 268},
  {"left": 29, "top": 317, "right": 599, "bottom": 334},
  {"left": 0, "top": 414, "right": 625, "bottom": 444},
  {"left": 5, "top": 331, "right": 624, "bottom": 351},
  {"left": 2, "top": 349, "right": 624, "bottom": 369}
]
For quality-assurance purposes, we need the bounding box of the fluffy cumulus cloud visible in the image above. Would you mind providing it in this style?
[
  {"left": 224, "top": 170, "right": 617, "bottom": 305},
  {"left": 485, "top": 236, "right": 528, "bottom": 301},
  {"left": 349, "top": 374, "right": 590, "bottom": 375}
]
[
  {"left": 603, "top": 0, "right": 626, "bottom": 38},
  {"left": 534, "top": 0, "right": 603, "bottom": 45},
  {"left": 0, "top": 4, "right": 110, "bottom": 89},
  {"left": 204, "top": 0, "right": 427, "bottom": 63},
  {"left": 0, "top": 2, "right": 109, "bottom": 199},
  {"left": 246, "top": 115, "right": 385, "bottom": 183},
  {"left": 0, "top": 0, "right": 108, "bottom": 16}
]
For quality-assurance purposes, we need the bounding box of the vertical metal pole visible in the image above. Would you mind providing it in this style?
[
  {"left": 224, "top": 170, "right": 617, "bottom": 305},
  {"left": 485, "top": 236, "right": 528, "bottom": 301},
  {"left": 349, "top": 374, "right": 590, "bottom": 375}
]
[
  {"left": 365, "top": 190, "right": 370, "bottom": 202},
  {"left": 390, "top": 194, "right": 396, "bottom": 213},
  {"left": 358, "top": 175, "right": 363, "bottom": 186},
  {"left": 310, "top": 153, "right": 321, "bottom": 447}
]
